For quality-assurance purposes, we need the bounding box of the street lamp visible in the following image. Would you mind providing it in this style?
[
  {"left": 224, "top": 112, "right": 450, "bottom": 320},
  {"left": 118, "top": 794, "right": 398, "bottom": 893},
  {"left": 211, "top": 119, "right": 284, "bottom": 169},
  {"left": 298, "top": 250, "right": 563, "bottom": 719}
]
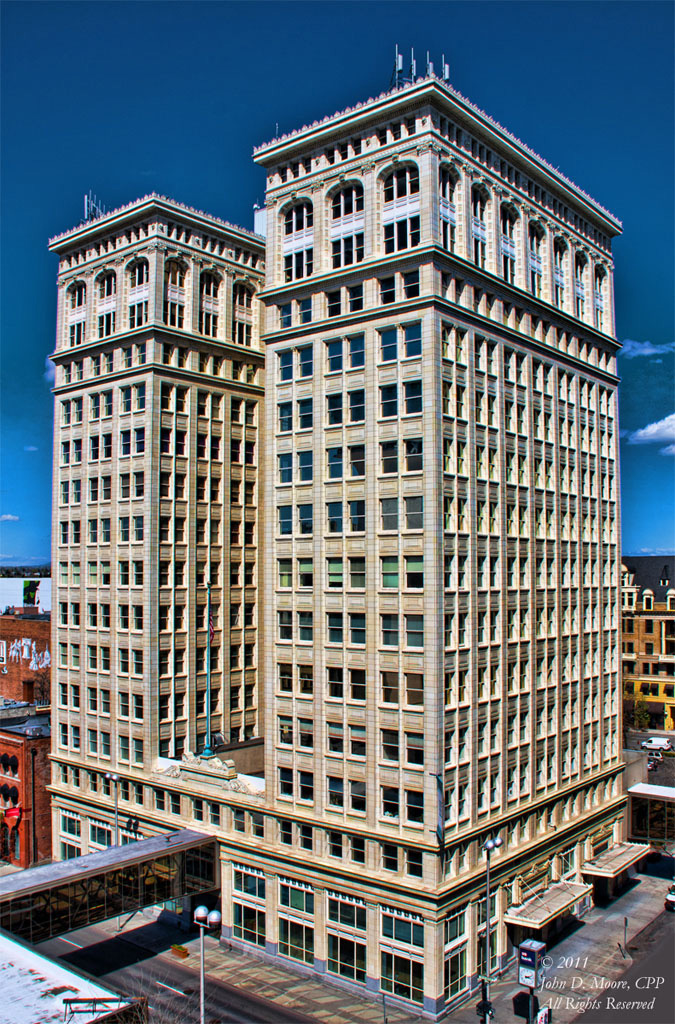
[
  {"left": 478, "top": 835, "right": 504, "bottom": 1023},
  {"left": 194, "top": 904, "right": 222, "bottom": 1024},
  {"left": 104, "top": 773, "right": 119, "bottom": 846}
]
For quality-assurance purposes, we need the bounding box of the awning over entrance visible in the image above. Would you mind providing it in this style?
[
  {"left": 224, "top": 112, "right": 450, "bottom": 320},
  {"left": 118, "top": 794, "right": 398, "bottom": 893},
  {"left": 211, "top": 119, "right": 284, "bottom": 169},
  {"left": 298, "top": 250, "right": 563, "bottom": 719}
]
[
  {"left": 504, "top": 881, "right": 593, "bottom": 929},
  {"left": 582, "top": 842, "right": 650, "bottom": 878}
]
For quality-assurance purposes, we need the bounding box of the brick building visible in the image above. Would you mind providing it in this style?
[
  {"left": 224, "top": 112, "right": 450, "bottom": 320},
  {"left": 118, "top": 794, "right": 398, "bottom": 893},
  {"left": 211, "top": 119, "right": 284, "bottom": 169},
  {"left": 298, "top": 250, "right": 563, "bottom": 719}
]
[
  {"left": 0, "top": 711, "right": 52, "bottom": 869},
  {"left": 0, "top": 613, "right": 51, "bottom": 704},
  {"left": 621, "top": 555, "right": 675, "bottom": 729}
]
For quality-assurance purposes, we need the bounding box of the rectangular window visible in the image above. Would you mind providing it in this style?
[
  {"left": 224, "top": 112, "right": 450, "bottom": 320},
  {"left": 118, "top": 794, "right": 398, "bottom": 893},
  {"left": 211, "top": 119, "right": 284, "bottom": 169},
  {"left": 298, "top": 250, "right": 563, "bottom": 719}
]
[
  {"left": 278, "top": 918, "right": 314, "bottom": 964},
  {"left": 404, "top": 437, "right": 423, "bottom": 471},
  {"left": 380, "top": 384, "right": 398, "bottom": 417},
  {"left": 380, "top": 277, "right": 395, "bottom": 304},
  {"left": 380, "top": 327, "right": 397, "bottom": 362},
  {"left": 298, "top": 398, "right": 313, "bottom": 429},
  {"left": 382, "top": 613, "right": 399, "bottom": 646},
  {"left": 382, "top": 556, "right": 399, "bottom": 588},
  {"left": 404, "top": 380, "right": 422, "bottom": 414},
  {"left": 327, "top": 393, "right": 343, "bottom": 425},
  {"left": 328, "top": 613, "right": 344, "bottom": 644},
  {"left": 327, "top": 339, "right": 343, "bottom": 372},
  {"left": 327, "top": 446, "right": 343, "bottom": 479},
  {"left": 349, "top": 389, "right": 365, "bottom": 423},
  {"left": 278, "top": 402, "right": 292, "bottom": 432},
  {"left": 298, "top": 344, "right": 313, "bottom": 376},
  {"left": 298, "top": 504, "right": 313, "bottom": 534},
  {"left": 348, "top": 284, "right": 364, "bottom": 311},
  {"left": 381, "top": 497, "right": 398, "bottom": 530},
  {"left": 327, "top": 558, "right": 343, "bottom": 589},
  {"left": 298, "top": 450, "right": 313, "bottom": 481},
  {"left": 349, "top": 333, "right": 365, "bottom": 367},
  {"left": 327, "top": 502, "right": 343, "bottom": 533}
]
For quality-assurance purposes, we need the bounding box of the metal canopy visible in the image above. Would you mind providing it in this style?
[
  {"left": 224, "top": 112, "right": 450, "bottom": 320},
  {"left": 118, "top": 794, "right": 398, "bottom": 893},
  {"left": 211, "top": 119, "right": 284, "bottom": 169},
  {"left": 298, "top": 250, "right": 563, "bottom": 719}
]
[
  {"left": 504, "top": 881, "right": 592, "bottom": 929},
  {"left": 582, "top": 842, "right": 650, "bottom": 878}
]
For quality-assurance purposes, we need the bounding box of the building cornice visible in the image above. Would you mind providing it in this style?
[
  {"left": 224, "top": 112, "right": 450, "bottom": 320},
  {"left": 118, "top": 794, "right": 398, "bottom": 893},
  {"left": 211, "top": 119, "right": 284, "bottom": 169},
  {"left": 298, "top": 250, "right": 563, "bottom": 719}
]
[
  {"left": 48, "top": 193, "right": 265, "bottom": 252},
  {"left": 254, "top": 77, "right": 621, "bottom": 234}
]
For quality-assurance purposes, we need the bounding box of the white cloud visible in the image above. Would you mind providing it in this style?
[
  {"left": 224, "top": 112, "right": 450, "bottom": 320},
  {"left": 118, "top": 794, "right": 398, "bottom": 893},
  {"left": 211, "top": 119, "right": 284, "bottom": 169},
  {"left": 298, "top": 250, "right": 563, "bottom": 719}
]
[
  {"left": 627, "top": 412, "right": 675, "bottom": 455},
  {"left": 0, "top": 514, "right": 19, "bottom": 522},
  {"left": 620, "top": 338, "right": 675, "bottom": 359},
  {"left": 23, "top": 445, "right": 38, "bottom": 452},
  {"left": 43, "top": 356, "right": 55, "bottom": 384}
]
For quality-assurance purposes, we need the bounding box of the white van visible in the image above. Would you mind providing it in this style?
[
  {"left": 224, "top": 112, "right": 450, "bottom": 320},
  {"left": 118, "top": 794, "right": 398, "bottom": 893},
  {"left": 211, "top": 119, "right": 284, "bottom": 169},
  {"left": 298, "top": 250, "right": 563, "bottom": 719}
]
[{"left": 640, "top": 737, "right": 673, "bottom": 752}]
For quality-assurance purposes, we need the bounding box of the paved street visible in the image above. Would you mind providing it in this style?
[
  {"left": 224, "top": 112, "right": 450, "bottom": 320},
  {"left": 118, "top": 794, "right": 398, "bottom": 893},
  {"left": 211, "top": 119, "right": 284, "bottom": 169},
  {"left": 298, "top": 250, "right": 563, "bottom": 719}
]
[
  {"left": 570, "top": 911, "right": 675, "bottom": 1024},
  {"left": 39, "top": 924, "right": 318, "bottom": 1024}
]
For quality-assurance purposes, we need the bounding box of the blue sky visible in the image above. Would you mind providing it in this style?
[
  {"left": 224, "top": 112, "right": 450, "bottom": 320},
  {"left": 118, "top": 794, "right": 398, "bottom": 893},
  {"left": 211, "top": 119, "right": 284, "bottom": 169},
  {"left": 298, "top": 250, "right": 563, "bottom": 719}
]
[{"left": 1, "top": 0, "right": 673, "bottom": 564}]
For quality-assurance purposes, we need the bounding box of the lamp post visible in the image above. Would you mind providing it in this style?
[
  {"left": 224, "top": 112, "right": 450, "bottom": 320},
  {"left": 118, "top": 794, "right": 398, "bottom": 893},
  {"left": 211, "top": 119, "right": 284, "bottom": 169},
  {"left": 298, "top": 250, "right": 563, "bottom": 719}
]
[
  {"left": 104, "top": 773, "right": 119, "bottom": 846},
  {"left": 478, "top": 835, "right": 503, "bottom": 1023},
  {"left": 194, "top": 905, "right": 222, "bottom": 1024}
]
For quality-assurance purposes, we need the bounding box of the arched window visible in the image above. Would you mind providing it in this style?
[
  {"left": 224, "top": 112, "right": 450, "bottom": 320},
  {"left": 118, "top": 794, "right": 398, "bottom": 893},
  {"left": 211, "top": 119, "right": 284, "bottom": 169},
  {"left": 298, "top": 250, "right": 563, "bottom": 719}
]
[
  {"left": 331, "top": 184, "right": 364, "bottom": 268},
  {"left": 69, "top": 282, "right": 86, "bottom": 308},
  {"left": 164, "top": 260, "right": 186, "bottom": 328},
  {"left": 553, "top": 238, "right": 567, "bottom": 308},
  {"left": 128, "top": 259, "right": 149, "bottom": 329},
  {"left": 96, "top": 272, "right": 116, "bottom": 339},
  {"left": 67, "top": 282, "right": 86, "bottom": 347},
  {"left": 643, "top": 591, "right": 653, "bottom": 611},
  {"left": 471, "top": 186, "right": 489, "bottom": 268},
  {"left": 383, "top": 166, "right": 420, "bottom": 253},
  {"left": 199, "top": 272, "right": 220, "bottom": 337},
  {"left": 528, "top": 222, "right": 545, "bottom": 297},
  {"left": 98, "top": 272, "right": 116, "bottom": 299},
  {"left": 283, "top": 201, "right": 313, "bottom": 281},
  {"left": 500, "top": 205, "right": 518, "bottom": 283},
  {"left": 574, "top": 253, "right": 587, "bottom": 319},
  {"left": 129, "top": 260, "right": 149, "bottom": 288},
  {"left": 439, "top": 167, "right": 459, "bottom": 251},
  {"left": 594, "top": 265, "right": 606, "bottom": 331}
]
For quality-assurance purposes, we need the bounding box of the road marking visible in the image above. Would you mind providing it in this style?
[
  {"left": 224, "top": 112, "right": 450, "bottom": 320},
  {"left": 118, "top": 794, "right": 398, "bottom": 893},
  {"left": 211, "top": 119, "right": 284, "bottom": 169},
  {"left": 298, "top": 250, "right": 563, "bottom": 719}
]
[
  {"left": 59, "top": 938, "right": 83, "bottom": 947},
  {"left": 155, "top": 981, "right": 186, "bottom": 996}
]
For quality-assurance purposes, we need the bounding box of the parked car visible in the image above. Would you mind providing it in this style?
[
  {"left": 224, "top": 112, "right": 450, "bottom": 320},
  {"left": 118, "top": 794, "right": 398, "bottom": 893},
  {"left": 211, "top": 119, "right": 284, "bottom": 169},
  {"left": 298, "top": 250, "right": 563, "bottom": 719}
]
[
  {"left": 665, "top": 884, "right": 675, "bottom": 912},
  {"left": 647, "top": 760, "right": 659, "bottom": 772},
  {"left": 640, "top": 737, "right": 673, "bottom": 752}
]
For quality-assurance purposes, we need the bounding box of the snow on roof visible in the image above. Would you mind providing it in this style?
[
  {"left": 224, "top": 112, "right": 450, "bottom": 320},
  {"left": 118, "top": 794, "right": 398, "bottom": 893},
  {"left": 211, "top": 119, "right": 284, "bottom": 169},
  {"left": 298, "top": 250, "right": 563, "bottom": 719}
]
[{"left": 0, "top": 932, "right": 131, "bottom": 1024}]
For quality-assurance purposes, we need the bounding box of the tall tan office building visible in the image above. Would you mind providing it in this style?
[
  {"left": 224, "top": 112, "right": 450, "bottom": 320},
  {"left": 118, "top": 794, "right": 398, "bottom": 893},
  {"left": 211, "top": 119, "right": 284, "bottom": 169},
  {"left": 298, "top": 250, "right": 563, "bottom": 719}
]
[
  {"left": 49, "top": 75, "right": 632, "bottom": 1018},
  {"left": 49, "top": 194, "right": 265, "bottom": 842}
]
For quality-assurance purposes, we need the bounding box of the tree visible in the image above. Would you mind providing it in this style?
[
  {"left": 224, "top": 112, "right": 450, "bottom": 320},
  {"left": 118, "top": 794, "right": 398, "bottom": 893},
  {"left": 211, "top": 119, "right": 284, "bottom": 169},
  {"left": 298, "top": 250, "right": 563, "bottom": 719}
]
[{"left": 32, "top": 668, "right": 51, "bottom": 706}]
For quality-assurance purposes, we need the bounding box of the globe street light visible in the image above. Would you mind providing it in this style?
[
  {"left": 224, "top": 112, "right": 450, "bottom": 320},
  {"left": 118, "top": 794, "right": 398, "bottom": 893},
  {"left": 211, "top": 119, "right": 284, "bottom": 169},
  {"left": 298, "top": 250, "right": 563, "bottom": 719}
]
[
  {"left": 104, "top": 773, "right": 119, "bottom": 846},
  {"left": 478, "top": 835, "right": 504, "bottom": 1023},
  {"left": 194, "top": 904, "right": 222, "bottom": 1024}
]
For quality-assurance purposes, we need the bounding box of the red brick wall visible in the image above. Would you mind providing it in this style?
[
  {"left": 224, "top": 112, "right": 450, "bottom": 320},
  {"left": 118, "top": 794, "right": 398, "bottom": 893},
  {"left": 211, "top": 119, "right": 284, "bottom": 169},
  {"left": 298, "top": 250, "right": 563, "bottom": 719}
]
[
  {"left": 0, "top": 616, "right": 51, "bottom": 704},
  {"left": 0, "top": 729, "right": 52, "bottom": 868}
]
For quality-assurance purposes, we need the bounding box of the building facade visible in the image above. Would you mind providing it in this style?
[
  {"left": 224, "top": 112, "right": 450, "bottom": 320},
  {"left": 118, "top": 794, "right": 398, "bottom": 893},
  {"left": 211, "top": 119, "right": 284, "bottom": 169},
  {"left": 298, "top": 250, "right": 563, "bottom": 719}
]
[
  {"left": 621, "top": 555, "right": 675, "bottom": 729},
  {"left": 49, "top": 76, "right": 628, "bottom": 1018},
  {"left": 0, "top": 710, "right": 51, "bottom": 869},
  {"left": 0, "top": 612, "right": 51, "bottom": 705},
  {"left": 48, "top": 195, "right": 265, "bottom": 854}
]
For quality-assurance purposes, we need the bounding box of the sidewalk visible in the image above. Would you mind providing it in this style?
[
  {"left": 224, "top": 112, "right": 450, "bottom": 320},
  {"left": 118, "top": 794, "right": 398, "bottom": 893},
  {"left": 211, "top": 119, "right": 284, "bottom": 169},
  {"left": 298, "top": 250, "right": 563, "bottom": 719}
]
[
  {"left": 449, "top": 872, "right": 669, "bottom": 1024},
  {"left": 101, "top": 869, "right": 668, "bottom": 1024}
]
